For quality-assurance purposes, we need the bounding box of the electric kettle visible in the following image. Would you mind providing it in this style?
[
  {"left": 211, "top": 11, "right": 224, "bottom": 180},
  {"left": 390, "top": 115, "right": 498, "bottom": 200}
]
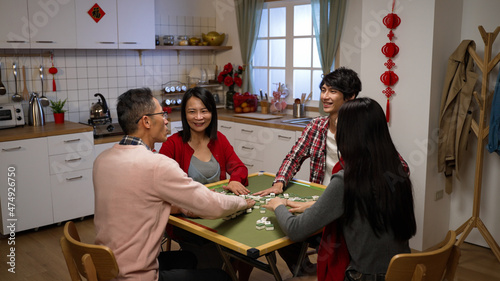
[{"left": 28, "top": 92, "right": 45, "bottom": 126}]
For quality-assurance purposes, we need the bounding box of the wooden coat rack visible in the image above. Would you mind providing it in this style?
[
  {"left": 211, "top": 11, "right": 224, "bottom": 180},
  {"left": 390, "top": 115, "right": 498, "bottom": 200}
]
[{"left": 454, "top": 26, "right": 500, "bottom": 262}]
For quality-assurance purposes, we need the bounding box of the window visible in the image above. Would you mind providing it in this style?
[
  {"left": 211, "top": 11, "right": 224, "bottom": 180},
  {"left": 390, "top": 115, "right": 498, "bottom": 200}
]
[{"left": 252, "top": 0, "right": 323, "bottom": 103}]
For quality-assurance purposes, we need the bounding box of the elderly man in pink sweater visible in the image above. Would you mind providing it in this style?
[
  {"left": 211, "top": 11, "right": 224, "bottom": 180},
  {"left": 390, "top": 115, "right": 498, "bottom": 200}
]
[{"left": 93, "top": 88, "right": 254, "bottom": 281}]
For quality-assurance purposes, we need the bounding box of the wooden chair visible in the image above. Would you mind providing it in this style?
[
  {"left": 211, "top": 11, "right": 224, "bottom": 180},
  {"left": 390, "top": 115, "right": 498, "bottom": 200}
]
[
  {"left": 60, "top": 221, "right": 119, "bottom": 281},
  {"left": 385, "top": 230, "right": 460, "bottom": 281}
]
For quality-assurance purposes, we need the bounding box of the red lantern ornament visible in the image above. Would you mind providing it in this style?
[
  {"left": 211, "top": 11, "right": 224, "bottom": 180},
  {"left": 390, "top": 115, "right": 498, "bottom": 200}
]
[
  {"left": 380, "top": 71, "right": 399, "bottom": 86},
  {"left": 383, "top": 13, "right": 401, "bottom": 29},
  {"left": 380, "top": 0, "right": 400, "bottom": 123},
  {"left": 381, "top": 42, "right": 399, "bottom": 58}
]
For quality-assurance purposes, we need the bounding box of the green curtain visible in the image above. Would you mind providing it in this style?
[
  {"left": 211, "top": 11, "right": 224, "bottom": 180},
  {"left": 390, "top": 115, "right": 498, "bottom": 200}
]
[
  {"left": 311, "top": 0, "right": 347, "bottom": 115},
  {"left": 234, "top": 0, "right": 264, "bottom": 94}
]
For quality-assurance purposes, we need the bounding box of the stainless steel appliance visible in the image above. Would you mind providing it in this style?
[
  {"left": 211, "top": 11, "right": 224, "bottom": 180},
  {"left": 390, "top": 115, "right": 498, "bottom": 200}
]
[
  {"left": 28, "top": 92, "right": 45, "bottom": 126},
  {"left": 0, "top": 103, "right": 25, "bottom": 129},
  {"left": 88, "top": 93, "right": 124, "bottom": 138}
]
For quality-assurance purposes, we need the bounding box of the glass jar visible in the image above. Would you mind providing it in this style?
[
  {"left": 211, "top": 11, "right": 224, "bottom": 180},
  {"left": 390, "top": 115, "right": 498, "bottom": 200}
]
[
  {"left": 178, "top": 35, "right": 189, "bottom": 46},
  {"left": 163, "top": 35, "right": 174, "bottom": 46}
]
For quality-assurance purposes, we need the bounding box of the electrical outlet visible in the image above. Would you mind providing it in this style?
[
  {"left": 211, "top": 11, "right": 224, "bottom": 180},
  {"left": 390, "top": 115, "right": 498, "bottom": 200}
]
[{"left": 435, "top": 190, "right": 444, "bottom": 201}]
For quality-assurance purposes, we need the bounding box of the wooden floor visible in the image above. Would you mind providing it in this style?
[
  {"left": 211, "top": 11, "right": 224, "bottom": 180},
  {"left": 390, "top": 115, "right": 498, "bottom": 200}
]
[{"left": 1, "top": 217, "right": 499, "bottom": 281}]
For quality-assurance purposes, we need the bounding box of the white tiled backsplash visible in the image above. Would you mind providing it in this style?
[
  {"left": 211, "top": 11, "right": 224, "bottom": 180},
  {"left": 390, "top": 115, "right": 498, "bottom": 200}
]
[{"left": 0, "top": 15, "right": 217, "bottom": 124}]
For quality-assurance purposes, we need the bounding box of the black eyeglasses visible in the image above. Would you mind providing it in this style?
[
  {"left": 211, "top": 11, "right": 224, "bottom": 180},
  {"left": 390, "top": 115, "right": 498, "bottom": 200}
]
[{"left": 135, "top": 111, "right": 168, "bottom": 124}]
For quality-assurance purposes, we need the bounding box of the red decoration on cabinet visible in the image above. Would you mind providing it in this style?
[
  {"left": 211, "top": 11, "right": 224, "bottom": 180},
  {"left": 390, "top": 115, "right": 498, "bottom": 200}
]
[
  {"left": 88, "top": 3, "right": 106, "bottom": 23},
  {"left": 381, "top": 0, "right": 400, "bottom": 123}
]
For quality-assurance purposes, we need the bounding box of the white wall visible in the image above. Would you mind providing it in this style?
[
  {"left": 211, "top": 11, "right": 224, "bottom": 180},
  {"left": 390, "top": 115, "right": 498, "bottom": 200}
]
[{"left": 448, "top": 0, "right": 500, "bottom": 248}]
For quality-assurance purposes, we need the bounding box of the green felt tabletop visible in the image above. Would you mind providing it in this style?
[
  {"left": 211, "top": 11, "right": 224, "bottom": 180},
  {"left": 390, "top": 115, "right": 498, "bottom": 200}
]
[{"left": 174, "top": 173, "right": 325, "bottom": 251}]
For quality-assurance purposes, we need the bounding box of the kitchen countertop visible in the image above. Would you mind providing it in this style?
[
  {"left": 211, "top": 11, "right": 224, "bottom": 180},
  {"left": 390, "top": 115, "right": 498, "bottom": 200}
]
[
  {"left": 0, "top": 121, "right": 93, "bottom": 142},
  {"left": 1, "top": 110, "right": 313, "bottom": 144}
]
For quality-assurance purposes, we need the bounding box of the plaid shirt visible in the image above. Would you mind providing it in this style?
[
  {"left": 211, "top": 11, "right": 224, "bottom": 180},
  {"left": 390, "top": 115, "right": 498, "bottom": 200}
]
[
  {"left": 274, "top": 116, "right": 411, "bottom": 187},
  {"left": 274, "top": 116, "right": 330, "bottom": 186},
  {"left": 119, "top": 135, "right": 152, "bottom": 151}
]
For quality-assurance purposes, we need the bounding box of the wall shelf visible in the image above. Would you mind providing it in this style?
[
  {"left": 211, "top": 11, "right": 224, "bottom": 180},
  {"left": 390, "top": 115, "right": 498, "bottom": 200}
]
[
  {"left": 154, "top": 45, "right": 232, "bottom": 64},
  {"left": 155, "top": 46, "right": 232, "bottom": 51}
]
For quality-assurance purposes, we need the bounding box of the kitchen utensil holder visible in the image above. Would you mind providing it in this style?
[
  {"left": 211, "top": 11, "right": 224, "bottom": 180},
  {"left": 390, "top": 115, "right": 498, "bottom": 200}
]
[{"left": 293, "top": 103, "right": 305, "bottom": 118}]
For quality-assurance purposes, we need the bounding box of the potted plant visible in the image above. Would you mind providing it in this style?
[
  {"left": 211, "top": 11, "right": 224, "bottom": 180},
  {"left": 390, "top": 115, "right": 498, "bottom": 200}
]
[{"left": 49, "top": 98, "right": 67, "bottom": 124}]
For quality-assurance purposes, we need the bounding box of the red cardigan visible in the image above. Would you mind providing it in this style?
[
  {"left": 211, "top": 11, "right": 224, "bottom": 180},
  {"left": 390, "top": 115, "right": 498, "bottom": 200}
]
[{"left": 159, "top": 131, "right": 248, "bottom": 186}]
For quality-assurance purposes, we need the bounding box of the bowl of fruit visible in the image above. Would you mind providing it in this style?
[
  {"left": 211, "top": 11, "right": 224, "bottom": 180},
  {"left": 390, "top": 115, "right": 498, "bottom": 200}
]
[{"left": 233, "top": 92, "right": 258, "bottom": 113}]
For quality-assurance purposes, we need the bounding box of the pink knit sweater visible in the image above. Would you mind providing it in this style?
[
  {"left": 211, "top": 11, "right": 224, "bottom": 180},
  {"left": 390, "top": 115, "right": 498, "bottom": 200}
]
[{"left": 93, "top": 144, "right": 247, "bottom": 280}]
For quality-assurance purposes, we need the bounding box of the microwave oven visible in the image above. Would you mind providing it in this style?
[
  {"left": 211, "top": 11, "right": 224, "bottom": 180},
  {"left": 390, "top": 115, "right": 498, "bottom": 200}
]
[{"left": 0, "top": 103, "right": 25, "bottom": 129}]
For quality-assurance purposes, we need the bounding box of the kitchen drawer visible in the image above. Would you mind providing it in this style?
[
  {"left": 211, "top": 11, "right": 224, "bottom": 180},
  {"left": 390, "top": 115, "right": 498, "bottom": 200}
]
[
  {"left": 234, "top": 123, "right": 277, "bottom": 145},
  {"left": 49, "top": 151, "right": 94, "bottom": 175},
  {"left": 50, "top": 169, "right": 94, "bottom": 222},
  {"left": 48, "top": 132, "right": 94, "bottom": 156},
  {"left": 238, "top": 156, "right": 263, "bottom": 174},
  {"left": 233, "top": 140, "right": 265, "bottom": 160}
]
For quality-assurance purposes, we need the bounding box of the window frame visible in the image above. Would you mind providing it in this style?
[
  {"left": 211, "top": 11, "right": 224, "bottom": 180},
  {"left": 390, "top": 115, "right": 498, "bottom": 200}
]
[{"left": 253, "top": 0, "right": 326, "bottom": 106}]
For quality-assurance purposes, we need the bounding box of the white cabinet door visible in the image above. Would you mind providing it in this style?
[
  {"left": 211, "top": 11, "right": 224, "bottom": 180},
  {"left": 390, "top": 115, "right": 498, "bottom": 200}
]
[
  {"left": 28, "top": 0, "right": 77, "bottom": 48},
  {"left": 0, "top": 138, "right": 53, "bottom": 234},
  {"left": 117, "top": 0, "right": 155, "bottom": 49},
  {"left": 218, "top": 120, "right": 235, "bottom": 144},
  {"left": 47, "top": 132, "right": 94, "bottom": 156},
  {"left": 0, "top": 0, "right": 31, "bottom": 49},
  {"left": 48, "top": 132, "right": 94, "bottom": 223},
  {"left": 94, "top": 142, "right": 116, "bottom": 159},
  {"left": 169, "top": 121, "right": 183, "bottom": 136},
  {"left": 50, "top": 169, "right": 94, "bottom": 222},
  {"left": 260, "top": 128, "right": 296, "bottom": 174},
  {"left": 76, "top": 0, "right": 118, "bottom": 49}
]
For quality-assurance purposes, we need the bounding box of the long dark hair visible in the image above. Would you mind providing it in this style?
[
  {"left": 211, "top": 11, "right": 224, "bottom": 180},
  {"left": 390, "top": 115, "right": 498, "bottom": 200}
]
[
  {"left": 337, "top": 97, "right": 416, "bottom": 241},
  {"left": 179, "top": 87, "right": 218, "bottom": 142}
]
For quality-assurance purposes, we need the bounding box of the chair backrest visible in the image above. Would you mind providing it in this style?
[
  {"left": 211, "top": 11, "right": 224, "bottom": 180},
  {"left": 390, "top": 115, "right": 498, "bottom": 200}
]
[
  {"left": 60, "top": 221, "right": 119, "bottom": 281},
  {"left": 385, "top": 230, "right": 460, "bottom": 281}
]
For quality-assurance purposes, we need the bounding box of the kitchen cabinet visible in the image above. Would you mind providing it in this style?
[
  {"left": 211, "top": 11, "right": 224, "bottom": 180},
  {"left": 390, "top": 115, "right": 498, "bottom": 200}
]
[
  {"left": 76, "top": 0, "right": 118, "bottom": 49},
  {"left": 0, "top": 0, "right": 30, "bottom": 49},
  {"left": 217, "top": 120, "right": 311, "bottom": 182},
  {"left": 0, "top": 138, "right": 53, "bottom": 235},
  {"left": 218, "top": 120, "right": 235, "bottom": 144},
  {"left": 231, "top": 123, "right": 296, "bottom": 175},
  {"left": 28, "top": 0, "right": 77, "bottom": 49},
  {"left": 117, "top": 0, "right": 155, "bottom": 49},
  {"left": 48, "top": 132, "right": 95, "bottom": 223},
  {"left": 76, "top": 0, "right": 154, "bottom": 49}
]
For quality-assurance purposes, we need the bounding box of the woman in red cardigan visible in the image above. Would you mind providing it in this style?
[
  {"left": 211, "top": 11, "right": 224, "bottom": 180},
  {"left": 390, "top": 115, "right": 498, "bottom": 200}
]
[
  {"left": 159, "top": 87, "right": 253, "bottom": 279},
  {"left": 159, "top": 87, "right": 249, "bottom": 194}
]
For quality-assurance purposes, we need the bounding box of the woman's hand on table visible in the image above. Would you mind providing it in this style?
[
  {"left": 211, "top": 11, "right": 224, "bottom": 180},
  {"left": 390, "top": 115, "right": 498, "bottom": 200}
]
[
  {"left": 245, "top": 198, "right": 256, "bottom": 209},
  {"left": 225, "top": 181, "right": 250, "bottom": 195},
  {"left": 263, "top": 197, "right": 287, "bottom": 212},
  {"left": 253, "top": 182, "right": 284, "bottom": 196},
  {"left": 287, "top": 200, "right": 315, "bottom": 213}
]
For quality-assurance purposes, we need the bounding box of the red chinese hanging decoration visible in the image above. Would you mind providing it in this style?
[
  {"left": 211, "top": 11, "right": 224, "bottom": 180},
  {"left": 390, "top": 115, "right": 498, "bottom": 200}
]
[{"left": 380, "top": 0, "right": 401, "bottom": 122}]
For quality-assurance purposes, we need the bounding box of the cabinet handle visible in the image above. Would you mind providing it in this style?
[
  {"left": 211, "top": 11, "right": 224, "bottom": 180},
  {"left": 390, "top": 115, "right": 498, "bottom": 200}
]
[
  {"left": 278, "top": 135, "right": 292, "bottom": 140},
  {"left": 64, "top": 138, "right": 81, "bottom": 143},
  {"left": 65, "top": 157, "right": 82, "bottom": 162},
  {"left": 66, "top": 175, "right": 83, "bottom": 181},
  {"left": 241, "top": 129, "right": 254, "bottom": 133},
  {"left": 174, "top": 127, "right": 182, "bottom": 130},
  {"left": 243, "top": 163, "right": 254, "bottom": 168},
  {"left": 221, "top": 126, "right": 232, "bottom": 129},
  {"left": 99, "top": 42, "right": 116, "bottom": 44},
  {"left": 241, "top": 146, "right": 254, "bottom": 150},
  {"left": 121, "top": 42, "right": 138, "bottom": 44},
  {"left": 7, "top": 40, "right": 28, "bottom": 43},
  {"left": 35, "top": 40, "right": 55, "bottom": 43},
  {"left": 2, "top": 146, "right": 22, "bottom": 152}
]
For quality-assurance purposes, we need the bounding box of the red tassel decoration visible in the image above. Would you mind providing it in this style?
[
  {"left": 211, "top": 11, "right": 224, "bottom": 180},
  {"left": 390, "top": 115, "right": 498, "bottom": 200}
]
[
  {"left": 52, "top": 78, "right": 56, "bottom": 91},
  {"left": 386, "top": 98, "right": 390, "bottom": 122}
]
